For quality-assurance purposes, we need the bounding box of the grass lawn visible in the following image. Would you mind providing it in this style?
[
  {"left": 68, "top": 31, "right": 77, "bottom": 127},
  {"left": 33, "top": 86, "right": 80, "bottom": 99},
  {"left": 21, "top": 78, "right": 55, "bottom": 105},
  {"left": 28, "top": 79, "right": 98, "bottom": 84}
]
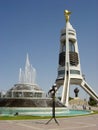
[{"left": 0, "top": 115, "right": 50, "bottom": 120}]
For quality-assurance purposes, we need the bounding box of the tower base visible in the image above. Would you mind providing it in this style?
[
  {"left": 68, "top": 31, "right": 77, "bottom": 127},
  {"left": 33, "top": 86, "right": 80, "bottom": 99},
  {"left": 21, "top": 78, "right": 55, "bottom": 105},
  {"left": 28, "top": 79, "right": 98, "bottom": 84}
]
[{"left": 56, "top": 77, "right": 98, "bottom": 106}]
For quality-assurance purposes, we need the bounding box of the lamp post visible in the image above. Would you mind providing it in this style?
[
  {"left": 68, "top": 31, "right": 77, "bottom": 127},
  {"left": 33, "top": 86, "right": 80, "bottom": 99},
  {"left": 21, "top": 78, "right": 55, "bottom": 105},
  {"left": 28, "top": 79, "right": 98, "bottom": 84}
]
[{"left": 46, "top": 83, "right": 59, "bottom": 125}]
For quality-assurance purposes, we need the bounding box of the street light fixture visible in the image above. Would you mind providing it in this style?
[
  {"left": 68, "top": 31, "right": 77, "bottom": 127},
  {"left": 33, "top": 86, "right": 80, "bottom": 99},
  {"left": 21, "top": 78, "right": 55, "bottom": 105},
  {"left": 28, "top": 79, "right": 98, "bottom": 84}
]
[{"left": 46, "top": 83, "right": 59, "bottom": 125}]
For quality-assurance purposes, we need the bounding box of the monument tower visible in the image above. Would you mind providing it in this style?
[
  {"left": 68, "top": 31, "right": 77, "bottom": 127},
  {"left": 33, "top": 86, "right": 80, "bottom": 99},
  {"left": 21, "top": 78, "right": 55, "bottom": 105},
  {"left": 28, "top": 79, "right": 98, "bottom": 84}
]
[{"left": 56, "top": 10, "right": 98, "bottom": 106}]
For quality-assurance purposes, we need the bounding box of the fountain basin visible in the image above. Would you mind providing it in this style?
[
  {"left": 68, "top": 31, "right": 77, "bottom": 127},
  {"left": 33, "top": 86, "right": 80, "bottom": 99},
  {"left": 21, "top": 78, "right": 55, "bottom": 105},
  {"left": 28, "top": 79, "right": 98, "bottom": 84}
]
[{"left": 0, "top": 107, "right": 92, "bottom": 117}]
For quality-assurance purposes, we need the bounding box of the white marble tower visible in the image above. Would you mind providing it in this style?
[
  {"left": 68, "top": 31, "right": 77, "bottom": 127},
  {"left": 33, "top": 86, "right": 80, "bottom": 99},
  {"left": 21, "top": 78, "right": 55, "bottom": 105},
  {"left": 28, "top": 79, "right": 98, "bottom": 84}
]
[{"left": 56, "top": 10, "right": 98, "bottom": 106}]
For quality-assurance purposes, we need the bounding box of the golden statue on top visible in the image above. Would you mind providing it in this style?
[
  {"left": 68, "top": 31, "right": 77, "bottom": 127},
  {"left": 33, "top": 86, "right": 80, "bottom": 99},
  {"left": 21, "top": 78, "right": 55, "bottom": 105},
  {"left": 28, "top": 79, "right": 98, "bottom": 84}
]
[{"left": 64, "top": 10, "right": 71, "bottom": 22}]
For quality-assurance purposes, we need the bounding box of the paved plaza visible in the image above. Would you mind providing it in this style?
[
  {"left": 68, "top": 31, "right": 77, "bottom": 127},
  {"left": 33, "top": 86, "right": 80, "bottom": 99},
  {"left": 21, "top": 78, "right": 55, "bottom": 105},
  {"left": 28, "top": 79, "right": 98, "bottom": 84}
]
[{"left": 0, "top": 114, "right": 98, "bottom": 130}]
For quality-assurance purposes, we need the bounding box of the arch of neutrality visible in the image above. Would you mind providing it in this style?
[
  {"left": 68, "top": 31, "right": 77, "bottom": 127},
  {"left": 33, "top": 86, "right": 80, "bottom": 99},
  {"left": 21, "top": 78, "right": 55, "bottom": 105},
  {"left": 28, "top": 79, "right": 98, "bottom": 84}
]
[{"left": 55, "top": 10, "right": 98, "bottom": 106}]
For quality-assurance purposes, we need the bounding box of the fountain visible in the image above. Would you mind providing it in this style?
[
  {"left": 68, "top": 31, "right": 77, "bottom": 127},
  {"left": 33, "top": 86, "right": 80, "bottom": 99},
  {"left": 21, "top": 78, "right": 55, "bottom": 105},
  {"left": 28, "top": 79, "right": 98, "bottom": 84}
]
[
  {"left": 19, "top": 53, "right": 36, "bottom": 85},
  {"left": 0, "top": 54, "right": 64, "bottom": 109}
]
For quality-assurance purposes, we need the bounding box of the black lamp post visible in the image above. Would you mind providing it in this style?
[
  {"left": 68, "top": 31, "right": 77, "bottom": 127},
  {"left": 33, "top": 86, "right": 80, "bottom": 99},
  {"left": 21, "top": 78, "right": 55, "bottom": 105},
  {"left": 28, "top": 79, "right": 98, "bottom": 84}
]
[{"left": 46, "top": 83, "right": 59, "bottom": 125}]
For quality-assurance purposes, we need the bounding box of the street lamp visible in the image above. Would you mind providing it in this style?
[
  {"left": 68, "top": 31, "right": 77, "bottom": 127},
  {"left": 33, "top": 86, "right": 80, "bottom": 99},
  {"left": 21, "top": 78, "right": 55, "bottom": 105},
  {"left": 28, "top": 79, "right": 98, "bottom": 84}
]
[{"left": 46, "top": 83, "right": 59, "bottom": 125}]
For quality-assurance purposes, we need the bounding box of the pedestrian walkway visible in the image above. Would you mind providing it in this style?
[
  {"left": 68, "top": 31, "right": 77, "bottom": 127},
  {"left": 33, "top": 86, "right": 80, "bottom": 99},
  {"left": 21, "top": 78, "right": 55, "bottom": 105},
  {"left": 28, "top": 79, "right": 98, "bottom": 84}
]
[{"left": 0, "top": 114, "right": 98, "bottom": 130}]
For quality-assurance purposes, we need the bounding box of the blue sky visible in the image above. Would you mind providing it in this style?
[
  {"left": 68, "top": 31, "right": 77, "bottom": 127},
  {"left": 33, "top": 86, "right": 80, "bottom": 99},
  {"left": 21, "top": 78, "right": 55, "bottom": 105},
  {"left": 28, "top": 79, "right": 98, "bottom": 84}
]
[{"left": 0, "top": 0, "right": 98, "bottom": 99}]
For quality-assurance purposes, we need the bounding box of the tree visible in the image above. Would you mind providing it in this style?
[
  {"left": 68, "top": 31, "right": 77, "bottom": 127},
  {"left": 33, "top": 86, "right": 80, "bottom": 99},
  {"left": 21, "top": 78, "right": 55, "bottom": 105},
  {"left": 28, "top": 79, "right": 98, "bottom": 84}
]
[{"left": 88, "top": 97, "right": 97, "bottom": 106}]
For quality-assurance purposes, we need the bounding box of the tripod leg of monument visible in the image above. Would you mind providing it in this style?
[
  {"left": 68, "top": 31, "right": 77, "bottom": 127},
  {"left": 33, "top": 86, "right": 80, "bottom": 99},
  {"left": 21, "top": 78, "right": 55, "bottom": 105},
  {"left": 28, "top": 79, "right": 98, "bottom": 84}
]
[
  {"left": 61, "top": 70, "right": 70, "bottom": 106},
  {"left": 81, "top": 80, "right": 98, "bottom": 102}
]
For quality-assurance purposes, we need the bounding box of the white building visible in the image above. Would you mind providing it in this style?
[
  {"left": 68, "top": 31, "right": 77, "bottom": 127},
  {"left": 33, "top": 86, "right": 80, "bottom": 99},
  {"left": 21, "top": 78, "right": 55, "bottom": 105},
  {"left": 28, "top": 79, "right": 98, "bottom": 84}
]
[{"left": 56, "top": 10, "right": 98, "bottom": 106}]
